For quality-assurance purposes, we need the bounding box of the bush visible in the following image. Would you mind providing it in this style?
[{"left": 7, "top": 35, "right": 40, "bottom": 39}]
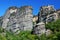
[
  {"left": 45, "top": 19, "right": 60, "bottom": 40},
  {"left": 46, "top": 19, "right": 60, "bottom": 32}
]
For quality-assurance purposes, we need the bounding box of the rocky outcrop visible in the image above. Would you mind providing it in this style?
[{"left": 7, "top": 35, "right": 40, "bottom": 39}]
[
  {"left": 2, "top": 6, "right": 33, "bottom": 34},
  {"left": 1, "top": 5, "right": 60, "bottom": 35},
  {"left": 38, "top": 5, "right": 56, "bottom": 23},
  {"left": 33, "top": 5, "right": 60, "bottom": 36}
]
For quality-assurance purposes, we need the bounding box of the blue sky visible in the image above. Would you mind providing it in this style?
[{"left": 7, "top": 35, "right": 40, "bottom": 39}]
[{"left": 0, "top": 0, "right": 60, "bottom": 16}]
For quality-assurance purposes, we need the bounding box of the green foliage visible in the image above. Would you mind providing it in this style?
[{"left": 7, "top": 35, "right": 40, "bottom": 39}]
[
  {"left": 0, "top": 27, "right": 4, "bottom": 33},
  {"left": 0, "top": 34, "right": 7, "bottom": 40},
  {"left": 46, "top": 19, "right": 60, "bottom": 32},
  {"left": 17, "top": 31, "right": 39, "bottom": 40},
  {"left": 0, "top": 29, "right": 39, "bottom": 40},
  {"left": 45, "top": 19, "right": 60, "bottom": 40},
  {"left": 40, "top": 34, "right": 47, "bottom": 40}
]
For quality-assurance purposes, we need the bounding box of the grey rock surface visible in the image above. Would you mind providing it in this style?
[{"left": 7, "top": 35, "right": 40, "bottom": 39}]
[
  {"left": 32, "top": 22, "right": 46, "bottom": 36},
  {"left": 2, "top": 6, "right": 33, "bottom": 34},
  {"left": 38, "top": 5, "right": 56, "bottom": 23}
]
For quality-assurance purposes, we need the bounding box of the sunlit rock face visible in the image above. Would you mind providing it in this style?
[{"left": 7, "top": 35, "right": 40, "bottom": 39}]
[
  {"left": 33, "top": 15, "right": 38, "bottom": 26},
  {"left": 38, "top": 5, "right": 56, "bottom": 23},
  {"left": 16, "top": 6, "right": 33, "bottom": 31},
  {"left": 32, "top": 22, "right": 45, "bottom": 36},
  {"left": 9, "top": 9, "right": 17, "bottom": 13}
]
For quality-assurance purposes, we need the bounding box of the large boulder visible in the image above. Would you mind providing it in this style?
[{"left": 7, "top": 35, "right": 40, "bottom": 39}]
[{"left": 32, "top": 22, "right": 46, "bottom": 36}]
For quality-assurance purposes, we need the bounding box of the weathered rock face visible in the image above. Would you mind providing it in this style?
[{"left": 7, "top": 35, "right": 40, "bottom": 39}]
[
  {"left": 38, "top": 5, "right": 56, "bottom": 23},
  {"left": 46, "top": 12, "right": 58, "bottom": 23},
  {"left": 2, "top": 6, "right": 33, "bottom": 34},
  {"left": 16, "top": 6, "right": 33, "bottom": 31},
  {"left": 1, "top": 5, "right": 60, "bottom": 35},
  {"left": 32, "top": 22, "right": 45, "bottom": 36},
  {"left": 2, "top": 6, "right": 18, "bottom": 29},
  {"left": 2, "top": 6, "right": 18, "bottom": 34}
]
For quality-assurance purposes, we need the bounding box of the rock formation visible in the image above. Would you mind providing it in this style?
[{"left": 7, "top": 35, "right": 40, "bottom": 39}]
[
  {"left": 1, "top": 5, "right": 60, "bottom": 35},
  {"left": 33, "top": 5, "right": 60, "bottom": 36},
  {"left": 32, "top": 22, "right": 45, "bottom": 36},
  {"left": 16, "top": 6, "right": 33, "bottom": 31},
  {"left": 38, "top": 5, "right": 56, "bottom": 23},
  {"left": 2, "top": 6, "right": 33, "bottom": 34}
]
